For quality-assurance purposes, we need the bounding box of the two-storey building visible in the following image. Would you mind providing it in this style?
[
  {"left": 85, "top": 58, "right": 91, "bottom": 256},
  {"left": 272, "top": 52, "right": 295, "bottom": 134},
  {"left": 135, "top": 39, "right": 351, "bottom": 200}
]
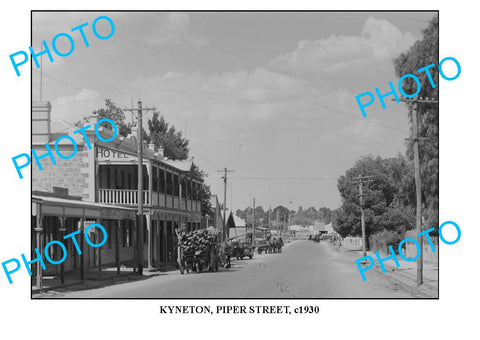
[{"left": 31, "top": 101, "right": 204, "bottom": 286}]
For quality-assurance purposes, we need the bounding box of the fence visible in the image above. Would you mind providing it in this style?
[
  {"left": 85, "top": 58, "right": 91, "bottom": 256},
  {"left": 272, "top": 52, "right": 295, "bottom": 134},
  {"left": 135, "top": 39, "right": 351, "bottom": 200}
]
[
  {"left": 342, "top": 236, "right": 363, "bottom": 251},
  {"left": 404, "top": 230, "right": 439, "bottom": 265},
  {"left": 367, "top": 230, "right": 438, "bottom": 265}
]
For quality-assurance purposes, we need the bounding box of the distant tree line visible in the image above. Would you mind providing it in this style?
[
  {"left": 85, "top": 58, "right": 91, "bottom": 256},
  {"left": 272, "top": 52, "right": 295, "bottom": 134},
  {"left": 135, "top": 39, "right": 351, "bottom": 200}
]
[{"left": 235, "top": 205, "right": 334, "bottom": 228}]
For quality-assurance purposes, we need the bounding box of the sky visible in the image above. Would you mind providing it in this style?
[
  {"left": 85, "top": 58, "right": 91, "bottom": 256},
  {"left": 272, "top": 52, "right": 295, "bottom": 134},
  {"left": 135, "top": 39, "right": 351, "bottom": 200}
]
[{"left": 31, "top": 11, "right": 436, "bottom": 212}]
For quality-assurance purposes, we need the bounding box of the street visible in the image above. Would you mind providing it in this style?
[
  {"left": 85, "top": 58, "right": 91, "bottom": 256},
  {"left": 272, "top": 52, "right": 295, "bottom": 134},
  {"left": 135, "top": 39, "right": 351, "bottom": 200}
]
[{"left": 44, "top": 240, "right": 419, "bottom": 298}]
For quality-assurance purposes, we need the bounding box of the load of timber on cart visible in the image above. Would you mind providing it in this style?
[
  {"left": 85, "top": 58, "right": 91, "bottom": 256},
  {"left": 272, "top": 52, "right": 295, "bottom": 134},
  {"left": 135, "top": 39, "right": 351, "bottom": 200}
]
[{"left": 176, "top": 227, "right": 227, "bottom": 274}]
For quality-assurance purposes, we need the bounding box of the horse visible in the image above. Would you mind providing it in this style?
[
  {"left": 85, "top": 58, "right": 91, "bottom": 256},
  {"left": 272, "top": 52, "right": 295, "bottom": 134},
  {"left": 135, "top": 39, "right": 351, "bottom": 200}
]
[{"left": 220, "top": 242, "right": 233, "bottom": 268}]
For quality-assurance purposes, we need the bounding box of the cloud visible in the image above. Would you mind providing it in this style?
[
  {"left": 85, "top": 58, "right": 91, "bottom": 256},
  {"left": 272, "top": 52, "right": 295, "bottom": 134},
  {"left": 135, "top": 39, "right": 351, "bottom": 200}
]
[
  {"left": 50, "top": 89, "right": 101, "bottom": 123},
  {"left": 125, "top": 16, "right": 413, "bottom": 196},
  {"left": 142, "top": 12, "right": 209, "bottom": 47},
  {"left": 269, "top": 17, "right": 416, "bottom": 89}
]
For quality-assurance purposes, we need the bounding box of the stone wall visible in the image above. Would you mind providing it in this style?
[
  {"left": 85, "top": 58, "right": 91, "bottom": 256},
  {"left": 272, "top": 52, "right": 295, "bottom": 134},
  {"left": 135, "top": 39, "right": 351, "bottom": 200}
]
[{"left": 32, "top": 141, "right": 95, "bottom": 201}]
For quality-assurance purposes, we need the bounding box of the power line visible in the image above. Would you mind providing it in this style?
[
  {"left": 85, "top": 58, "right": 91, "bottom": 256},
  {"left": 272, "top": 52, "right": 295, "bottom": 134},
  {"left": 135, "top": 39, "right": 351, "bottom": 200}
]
[
  {"left": 124, "top": 13, "right": 409, "bottom": 134},
  {"left": 231, "top": 176, "right": 338, "bottom": 181}
]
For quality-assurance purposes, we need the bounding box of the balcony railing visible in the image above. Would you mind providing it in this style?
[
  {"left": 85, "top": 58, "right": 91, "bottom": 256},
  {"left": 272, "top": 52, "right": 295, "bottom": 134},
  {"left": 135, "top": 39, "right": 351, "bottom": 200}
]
[{"left": 98, "top": 189, "right": 150, "bottom": 205}]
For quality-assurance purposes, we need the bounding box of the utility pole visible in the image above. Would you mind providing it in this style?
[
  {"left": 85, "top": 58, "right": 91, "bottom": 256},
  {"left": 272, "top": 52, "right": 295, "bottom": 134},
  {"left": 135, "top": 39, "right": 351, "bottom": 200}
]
[
  {"left": 252, "top": 197, "right": 255, "bottom": 246},
  {"left": 350, "top": 175, "right": 374, "bottom": 257},
  {"left": 396, "top": 96, "right": 437, "bottom": 285},
  {"left": 217, "top": 168, "right": 234, "bottom": 241},
  {"left": 268, "top": 206, "right": 271, "bottom": 230},
  {"left": 276, "top": 209, "right": 279, "bottom": 234},
  {"left": 124, "top": 100, "right": 156, "bottom": 275}
]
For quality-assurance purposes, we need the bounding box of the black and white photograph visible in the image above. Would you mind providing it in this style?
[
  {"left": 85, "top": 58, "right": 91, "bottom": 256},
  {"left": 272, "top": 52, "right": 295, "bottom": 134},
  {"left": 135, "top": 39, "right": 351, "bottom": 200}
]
[
  {"left": 5, "top": 1, "right": 480, "bottom": 339},
  {"left": 28, "top": 11, "right": 440, "bottom": 299}
]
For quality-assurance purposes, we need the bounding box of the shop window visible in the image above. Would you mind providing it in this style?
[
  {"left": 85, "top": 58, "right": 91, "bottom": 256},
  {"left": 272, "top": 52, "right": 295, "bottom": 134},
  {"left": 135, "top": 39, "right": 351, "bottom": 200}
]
[
  {"left": 107, "top": 222, "right": 112, "bottom": 249},
  {"left": 123, "top": 224, "right": 130, "bottom": 247}
]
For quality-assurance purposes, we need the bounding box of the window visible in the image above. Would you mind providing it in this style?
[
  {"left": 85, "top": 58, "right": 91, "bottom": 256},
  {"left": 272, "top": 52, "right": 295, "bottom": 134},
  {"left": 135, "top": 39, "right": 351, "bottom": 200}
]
[
  {"left": 123, "top": 223, "right": 130, "bottom": 247},
  {"left": 159, "top": 169, "right": 165, "bottom": 193},
  {"left": 166, "top": 172, "right": 173, "bottom": 195},
  {"left": 114, "top": 169, "right": 118, "bottom": 188},
  {"left": 187, "top": 180, "right": 192, "bottom": 199},
  {"left": 181, "top": 178, "right": 187, "bottom": 198},
  {"left": 152, "top": 167, "right": 158, "bottom": 192},
  {"left": 129, "top": 222, "right": 133, "bottom": 247},
  {"left": 143, "top": 165, "right": 148, "bottom": 190},
  {"left": 192, "top": 182, "right": 197, "bottom": 200},
  {"left": 173, "top": 174, "right": 179, "bottom": 196},
  {"left": 107, "top": 222, "right": 112, "bottom": 249}
]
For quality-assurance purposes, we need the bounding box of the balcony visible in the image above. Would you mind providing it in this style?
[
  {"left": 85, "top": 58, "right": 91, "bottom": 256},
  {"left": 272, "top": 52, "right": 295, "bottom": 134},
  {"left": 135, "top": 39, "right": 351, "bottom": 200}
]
[{"left": 98, "top": 189, "right": 150, "bottom": 205}]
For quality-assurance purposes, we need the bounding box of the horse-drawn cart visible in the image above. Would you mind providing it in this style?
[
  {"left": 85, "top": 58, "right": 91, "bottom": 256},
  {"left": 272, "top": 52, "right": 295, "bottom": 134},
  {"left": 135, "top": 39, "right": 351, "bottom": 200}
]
[{"left": 176, "top": 228, "right": 231, "bottom": 274}]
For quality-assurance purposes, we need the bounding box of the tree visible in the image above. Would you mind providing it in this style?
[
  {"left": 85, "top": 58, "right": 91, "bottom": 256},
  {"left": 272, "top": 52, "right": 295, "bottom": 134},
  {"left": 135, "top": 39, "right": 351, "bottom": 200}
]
[
  {"left": 75, "top": 99, "right": 133, "bottom": 137},
  {"left": 147, "top": 111, "right": 189, "bottom": 161},
  {"left": 393, "top": 14, "right": 439, "bottom": 230},
  {"left": 83, "top": 99, "right": 211, "bottom": 218},
  {"left": 191, "top": 164, "right": 212, "bottom": 218},
  {"left": 318, "top": 207, "right": 333, "bottom": 224},
  {"left": 334, "top": 155, "right": 415, "bottom": 240}
]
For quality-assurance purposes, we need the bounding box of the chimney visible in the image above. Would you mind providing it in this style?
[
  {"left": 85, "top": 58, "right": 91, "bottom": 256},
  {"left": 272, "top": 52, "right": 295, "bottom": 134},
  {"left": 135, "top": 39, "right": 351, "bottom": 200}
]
[
  {"left": 157, "top": 147, "right": 164, "bottom": 157},
  {"left": 148, "top": 142, "right": 155, "bottom": 152},
  {"left": 126, "top": 125, "right": 138, "bottom": 143}
]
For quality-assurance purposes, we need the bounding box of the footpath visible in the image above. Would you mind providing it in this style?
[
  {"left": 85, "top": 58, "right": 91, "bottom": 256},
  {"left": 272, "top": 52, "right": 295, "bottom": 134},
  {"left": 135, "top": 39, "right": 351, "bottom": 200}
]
[
  {"left": 345, "top": 245, "right": 438, "bottom": 298},
  {"left": 31, "top": 265, "right": 175, "bottom": 297}
]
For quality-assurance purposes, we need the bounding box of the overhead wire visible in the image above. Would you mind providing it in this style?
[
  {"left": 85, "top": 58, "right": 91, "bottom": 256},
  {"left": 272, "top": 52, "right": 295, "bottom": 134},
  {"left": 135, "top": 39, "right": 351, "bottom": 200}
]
[{"left": 126, "top": 13, "right": 410, "bottom": 134}]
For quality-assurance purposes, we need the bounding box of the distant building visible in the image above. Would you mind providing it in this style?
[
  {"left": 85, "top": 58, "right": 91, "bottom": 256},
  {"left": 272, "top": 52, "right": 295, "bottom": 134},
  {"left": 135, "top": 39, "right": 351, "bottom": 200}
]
[
  {"left": 226, "top": 212, "right": 247, "bottom": 239},
  {"left": 289, "top": 225, "right": 310, "bottom": 240},
  {"left": 207, "top": 195, "right": 224, "bottom": 231}
]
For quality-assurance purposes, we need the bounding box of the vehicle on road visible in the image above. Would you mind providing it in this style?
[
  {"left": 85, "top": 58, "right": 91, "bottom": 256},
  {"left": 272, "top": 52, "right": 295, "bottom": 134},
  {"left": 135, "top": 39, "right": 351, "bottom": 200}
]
[{"left": 232, "top": 241, "right": 254, "bottom": 259}]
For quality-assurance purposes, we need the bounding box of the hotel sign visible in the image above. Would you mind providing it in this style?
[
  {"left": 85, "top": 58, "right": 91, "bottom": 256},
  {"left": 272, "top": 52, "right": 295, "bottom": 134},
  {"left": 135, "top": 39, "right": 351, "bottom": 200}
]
[{"left": 96, "top": 147, "right": 136, "bottom": 162}]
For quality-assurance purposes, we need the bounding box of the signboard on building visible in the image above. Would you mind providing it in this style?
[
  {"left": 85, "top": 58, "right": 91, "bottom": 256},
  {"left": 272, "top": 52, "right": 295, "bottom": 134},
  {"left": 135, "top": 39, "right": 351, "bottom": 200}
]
[{"left": 96, "top": 147, "right": 136, "bottom": 162}]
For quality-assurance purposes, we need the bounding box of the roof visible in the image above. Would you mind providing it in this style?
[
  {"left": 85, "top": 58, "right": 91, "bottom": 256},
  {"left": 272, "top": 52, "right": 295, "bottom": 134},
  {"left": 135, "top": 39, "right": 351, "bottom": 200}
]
[
  {"left": 47, "top": 121, "right": 196, "bottom": 174},
  {"left": 289, "top": 225, "right": 308, "bottom": 231},
  {"left": 230, "top": 213, "right": 246, "bottom": 227},
  {"left": 162, "top": 158, "right": 194, "bottom": 172},
  {"left": 322, "top": 223, "right": 335, "bottom": 233}
]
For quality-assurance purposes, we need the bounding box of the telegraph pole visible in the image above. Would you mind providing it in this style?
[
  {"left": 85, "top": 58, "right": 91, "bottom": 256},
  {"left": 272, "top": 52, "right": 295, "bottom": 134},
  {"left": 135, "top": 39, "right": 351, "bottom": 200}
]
[
  {"left": 252, "top": 197, "right": 255, "bottom": 246},
  {"left": 396, "top": 96, "right": 437, "bottom": 285},
  {"left": 217, "top": 168, "right": 234, "bottom": 240},
  {"left": 268, "top": 206, "right": 271, "bottom": 230},
  {"left": 276, "top": 209, "right": 279, "bottom": 233},
  {"left": 350, "top": 175, "right": 374, "bottom": 257},
  {"left": 124, "top": 100, "right": 156, "bottom": 275}
]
